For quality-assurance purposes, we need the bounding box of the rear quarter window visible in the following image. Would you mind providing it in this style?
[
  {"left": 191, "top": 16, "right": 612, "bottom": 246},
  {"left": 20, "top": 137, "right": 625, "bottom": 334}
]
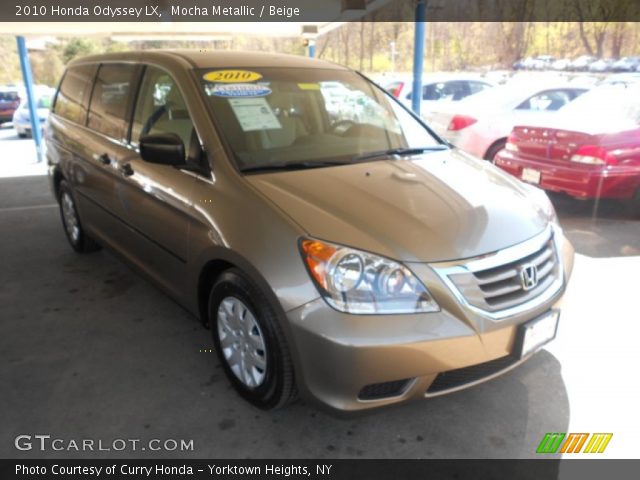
[{"left": 54, "top": 64, "right": 97, "bottom": 124}]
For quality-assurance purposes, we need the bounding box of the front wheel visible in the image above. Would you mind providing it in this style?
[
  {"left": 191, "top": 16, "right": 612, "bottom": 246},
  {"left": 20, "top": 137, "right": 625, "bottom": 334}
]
[
  {"left": 58, "top": 180, "right": 101, "bottom": 253},
  {"left": 208, "top": 269, "right": 296, "bottom": 409}
]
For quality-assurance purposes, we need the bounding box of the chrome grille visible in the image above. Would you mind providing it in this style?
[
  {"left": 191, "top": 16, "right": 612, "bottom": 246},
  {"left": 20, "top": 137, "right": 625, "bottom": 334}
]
[{"left": 446, "top": 235, "right": 560, "bottom": 313}]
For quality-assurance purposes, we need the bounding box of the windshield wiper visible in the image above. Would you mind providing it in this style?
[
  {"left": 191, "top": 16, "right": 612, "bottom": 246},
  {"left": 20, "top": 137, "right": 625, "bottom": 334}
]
[
  {"left": 351, "top": 145, "right": 449, "bottom": 163},
  {"left": 240, "top": 160, "right": 347, "bottom": 174}
]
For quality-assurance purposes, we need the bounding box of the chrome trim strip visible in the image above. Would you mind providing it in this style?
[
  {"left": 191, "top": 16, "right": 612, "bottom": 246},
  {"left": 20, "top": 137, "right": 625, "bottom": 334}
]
[{"left": 430, "top": 225, "right": 564, "bottom": 321}]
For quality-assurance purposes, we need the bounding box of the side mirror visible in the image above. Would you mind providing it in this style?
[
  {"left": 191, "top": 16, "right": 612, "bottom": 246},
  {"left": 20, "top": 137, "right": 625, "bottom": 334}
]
[{"left": 139, "top": 133, "right": 185, "bottom": 166}]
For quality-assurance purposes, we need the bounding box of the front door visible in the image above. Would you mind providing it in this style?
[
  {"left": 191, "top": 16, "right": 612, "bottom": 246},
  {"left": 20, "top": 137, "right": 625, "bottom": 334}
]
[{"left": 112, "top": 66, "right": 201, "bottom": 301}]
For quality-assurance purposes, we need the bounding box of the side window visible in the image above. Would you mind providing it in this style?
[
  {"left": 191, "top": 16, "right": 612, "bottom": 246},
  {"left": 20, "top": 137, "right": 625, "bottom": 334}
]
[
  {"left": 87, "top": 64, "right": 137, "bottom": 139},
  {"left": 442, "top": 81, "right": 471, "bottom": 101},
  {"left": 422, "top": 83, "right": 440, "bottom": 100},
  {"left": 131, "top": 66, "right": 194, "bottom": 161},
  {"left": 517, "top": 90, "right": 572, "bottom": 112},
  {"left": 407, "top": 83, "right": 438, "bottom": 101},
  {"left": 54, "top": 64, "right": 97, "bottom": 124}
]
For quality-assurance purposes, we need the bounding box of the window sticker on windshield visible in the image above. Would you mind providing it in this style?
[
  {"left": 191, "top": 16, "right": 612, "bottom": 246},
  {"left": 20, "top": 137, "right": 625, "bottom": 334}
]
[
  {"left": 203, "top": 70, "right": 262, "bottom": 83},
  {"left": 208, "top": 83, "right": 272, "bottom": 98},
  {"left": 297, "top": 83, "right": 320, "bottom": 90},
  {"left": 228, "top": 98, "right": 282, "bottom": 132}
]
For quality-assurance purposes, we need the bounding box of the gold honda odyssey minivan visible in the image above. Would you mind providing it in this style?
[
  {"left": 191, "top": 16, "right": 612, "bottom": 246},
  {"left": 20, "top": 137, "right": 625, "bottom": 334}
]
[{"left": 47, "top": 51, "right": 574, "bottom": 411}]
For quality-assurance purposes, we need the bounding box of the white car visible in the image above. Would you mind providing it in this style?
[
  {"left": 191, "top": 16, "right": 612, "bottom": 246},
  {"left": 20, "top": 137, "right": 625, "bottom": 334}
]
[
  {"left": 570, "top": 55, "right": 597, "bottom": 71},
  {"left": 429, "top": 80, "right": 589, "bottom": 160},
  {"left": 12, "top": 87, "right": 55, "bottom": 138},
  {"left": 589, "top": 59, "right": 615, "bottom": 73},
  {"left": 551, "top": 58, "right": 571, "bottom": 71},
  {"left": 383, "top": 74, "right": 494, "bottom": 118}
]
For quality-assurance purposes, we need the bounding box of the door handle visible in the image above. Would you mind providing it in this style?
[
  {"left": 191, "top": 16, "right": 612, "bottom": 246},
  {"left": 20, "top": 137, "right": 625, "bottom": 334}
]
[
  {"left": 93, "top": 153, "right": 111, "bottom": 165},
  {"left": 118, "top": 163, "right": 134, "bottom": 177}
]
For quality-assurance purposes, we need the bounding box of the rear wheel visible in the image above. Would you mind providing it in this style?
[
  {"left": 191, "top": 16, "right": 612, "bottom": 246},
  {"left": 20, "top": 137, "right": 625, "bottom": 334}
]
[
  {"left": 58, "top": 180, "right": 101, "bottom": 253},
  {"left": 208, "top": 268, "right": 296, "bottom": 409},
  {"left": 631, "top": 189, "right": 640, "bottom": 218},
  {"left": 485, "top": 139, "right": 507, "bottom": 163}
]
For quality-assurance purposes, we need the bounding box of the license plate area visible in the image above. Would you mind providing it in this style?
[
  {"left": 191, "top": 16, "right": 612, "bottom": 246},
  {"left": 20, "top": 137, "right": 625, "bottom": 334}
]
[
  {"left": 522, "top": 167, "right": 541, "bottom": 184},
  {"left": 514, "top": 310, "right": 559, "bottom": 358}
]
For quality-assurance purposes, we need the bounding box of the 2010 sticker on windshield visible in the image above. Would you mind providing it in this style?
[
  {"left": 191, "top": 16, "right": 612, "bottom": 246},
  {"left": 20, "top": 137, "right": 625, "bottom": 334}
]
[
  {"left": 203, "top": 70, "right": 262, "bottom": 83},
  {"left": 208, "top": 83, "right": 272, "bottom": 98}
]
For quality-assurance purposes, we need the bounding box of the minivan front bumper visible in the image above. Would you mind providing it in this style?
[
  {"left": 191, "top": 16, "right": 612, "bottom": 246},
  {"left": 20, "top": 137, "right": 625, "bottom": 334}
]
[{"left": 285, "top": 227, "right": 574, "bottom": 412}]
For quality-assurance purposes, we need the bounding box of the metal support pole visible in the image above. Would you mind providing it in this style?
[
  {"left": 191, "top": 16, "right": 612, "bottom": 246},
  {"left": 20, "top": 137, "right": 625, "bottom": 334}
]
[
  {"left": 308, "top": 40, "right": 316, "bottom": 58},
  {"left": 16, "top": 36, "right": 43, "bottom": 163},
  {"left": 412, "top": 0, "right": 427, "bottom": 115}
]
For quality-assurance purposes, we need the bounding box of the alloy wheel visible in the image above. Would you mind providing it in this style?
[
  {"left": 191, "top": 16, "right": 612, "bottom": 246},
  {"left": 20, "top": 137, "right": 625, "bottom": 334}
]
[
  {"left": 61, "top": 191, "right": 80, "bottom": 244},
  {"left": 216, "top": 297, "right": 267, "bottom": 388}
]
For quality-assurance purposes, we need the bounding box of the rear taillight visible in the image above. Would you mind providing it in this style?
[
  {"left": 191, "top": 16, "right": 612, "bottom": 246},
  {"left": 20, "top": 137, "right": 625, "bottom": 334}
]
[
  {"left": 505, "top": 132, "right": 518, "bottom": 152},
  {"left": 570, "top": 145, "right": 617, "bottom": 165},
  {"left": 447, "top": 115, "right": 477, "bottom": 131},
  {"left": 388, "top": 83, "right": 404, "bottom": 98}
]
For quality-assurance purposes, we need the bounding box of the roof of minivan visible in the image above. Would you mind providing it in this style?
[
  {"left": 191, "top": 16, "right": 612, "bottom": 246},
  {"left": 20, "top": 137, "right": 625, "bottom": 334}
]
[{"left": 68, "top": 50, "right": 347, "bottom": 71}]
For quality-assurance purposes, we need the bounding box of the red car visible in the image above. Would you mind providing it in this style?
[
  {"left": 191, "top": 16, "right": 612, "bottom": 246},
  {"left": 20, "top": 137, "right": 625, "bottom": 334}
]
[
  {"left": 495, "top": 84, "right": 640, "bottom": 203},
  {"left": 0, "top": 87, "right": 21, "bottom": 124}
]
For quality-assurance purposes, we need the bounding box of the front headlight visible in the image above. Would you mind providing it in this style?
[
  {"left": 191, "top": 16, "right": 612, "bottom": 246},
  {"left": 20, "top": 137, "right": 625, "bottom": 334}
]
[{"left": 299, "top": 238, "right": 439, "bottom": 314}]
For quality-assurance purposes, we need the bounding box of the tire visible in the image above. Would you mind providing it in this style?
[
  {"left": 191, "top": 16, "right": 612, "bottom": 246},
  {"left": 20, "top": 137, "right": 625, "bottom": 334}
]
[
  {"left": 631, "top": 189, "right": 640, "bottom": 218},
  {"left": 485, "top": 139, "right": 507, "bottom": 163},
  {"left": 17, "top": 132, "right": 28, "bottom": 139},
  {"left": 208, "top": 268, "right": 296, "bottom": 409},
  {"left": 58, "top": 180, "right": 101, "bottom": 253}
]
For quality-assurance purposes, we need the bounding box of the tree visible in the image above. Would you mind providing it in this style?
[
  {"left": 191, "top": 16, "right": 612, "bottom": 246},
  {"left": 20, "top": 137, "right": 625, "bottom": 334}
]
[{"left": 609, "top": 22, "right": 627, "bottom": 58}]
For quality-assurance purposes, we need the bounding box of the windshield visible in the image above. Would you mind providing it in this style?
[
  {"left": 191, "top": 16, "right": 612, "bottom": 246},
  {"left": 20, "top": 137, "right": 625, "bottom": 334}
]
[
  {"left": 197, "top": 68, "right": 441, "bottom": 172},
  {"left": 37, "top": 95, "right": 52, "bottom": 109},
  {"left": 0, "top": 91, "right": 20, "bottom": 102}
]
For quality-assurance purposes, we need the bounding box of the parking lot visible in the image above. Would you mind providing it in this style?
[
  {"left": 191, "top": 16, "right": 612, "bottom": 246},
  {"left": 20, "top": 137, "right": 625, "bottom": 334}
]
[{"left": 1, "top": 125, "right": 639, "bottom": 459}]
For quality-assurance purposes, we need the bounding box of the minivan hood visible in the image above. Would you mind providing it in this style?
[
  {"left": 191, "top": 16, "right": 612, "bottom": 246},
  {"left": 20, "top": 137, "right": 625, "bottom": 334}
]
[{"left": 247, "top": 149, "right": 548, "bottom": 262}]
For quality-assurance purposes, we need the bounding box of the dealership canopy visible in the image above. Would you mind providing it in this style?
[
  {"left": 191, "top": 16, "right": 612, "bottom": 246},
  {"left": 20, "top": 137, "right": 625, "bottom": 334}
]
[{"left": 0, "top": 0, "right": 428, "bottom": 162}]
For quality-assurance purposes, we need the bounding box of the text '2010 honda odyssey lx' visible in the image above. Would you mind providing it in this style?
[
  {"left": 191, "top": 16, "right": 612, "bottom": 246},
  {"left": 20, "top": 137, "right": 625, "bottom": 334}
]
[{"left": 47, "top": 51, "right": 574, "bottom": 412}]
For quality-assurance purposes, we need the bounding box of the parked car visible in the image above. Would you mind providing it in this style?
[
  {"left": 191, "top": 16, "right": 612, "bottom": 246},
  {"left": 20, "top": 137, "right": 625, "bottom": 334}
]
[
  {"left": 47, "top": 51, "right": 573, "bottom": 411},
  {"left": 611, "top": 56, "right": 640, "bottom": 72},
  {"left": 0, "top": 86, "right": 21, "bottom": 125},
  {"left": 13, "top": 87, "right": 55, "bottom": 138},
  {"left": 531, "top": 55, "right": 555, "bottom": 70},
  {"left": 383, "top": 74, "right": 494, "bottom": 118},
  {"left": 589, "top": 58, "right": 615, "bottom": 73},
  {"left": 569, "top": 55, "right": 597, "bottom": 71},
  {"left": 551, "top": 58, "right": 571, "bottom": 71},
  {"left": 512, "top": 58, "right": 528, "bottom": 70},
  {"left": 495, "top": 84, "right": 640, "bottom": 203},
  {"left": 429, "top": 80, "right": 588, "bottom": 161}
]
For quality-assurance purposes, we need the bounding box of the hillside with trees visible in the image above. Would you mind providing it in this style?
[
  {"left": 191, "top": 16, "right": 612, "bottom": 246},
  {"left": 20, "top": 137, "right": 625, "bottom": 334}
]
[{"left": 1, "top": 22, "right": 639, "bottom": 86}]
